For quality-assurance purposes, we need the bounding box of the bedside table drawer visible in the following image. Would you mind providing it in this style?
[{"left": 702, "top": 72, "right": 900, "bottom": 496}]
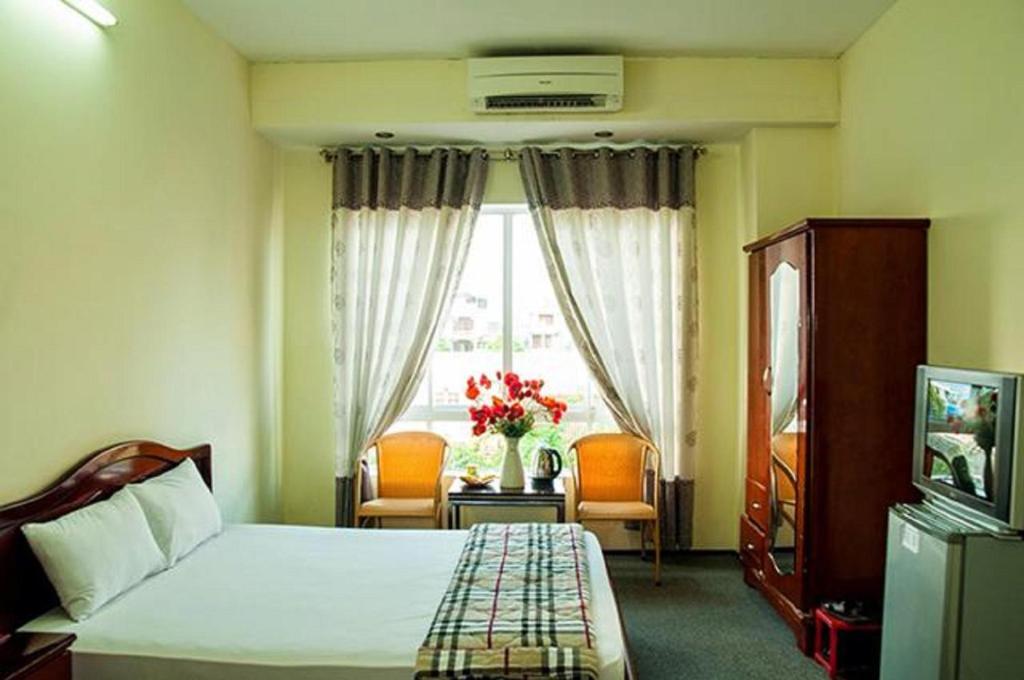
[
  {"left": 10, "top": 651, "right": 69, "bottom": 680},
  {"left": 1, "top": 633, "right": 74, "bottom": 680}
]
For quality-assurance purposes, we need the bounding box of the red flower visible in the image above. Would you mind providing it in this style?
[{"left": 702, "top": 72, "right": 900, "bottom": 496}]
[{"left": 464, "top": 371, "right": 567, "bottom": 437}]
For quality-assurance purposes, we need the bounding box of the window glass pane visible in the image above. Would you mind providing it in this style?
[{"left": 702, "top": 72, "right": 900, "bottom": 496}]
[
  {"left": 433, "top": 423, "right": 505, "bottom": 471},
  {"left": 410, "top": 374, "right": 430, "bottom": 407},
  {"left": 388, "top": 420, "right": 429, "bottom": 433},
  {"left": 430, "top": 213, "right": 504, "bottom": 407}
]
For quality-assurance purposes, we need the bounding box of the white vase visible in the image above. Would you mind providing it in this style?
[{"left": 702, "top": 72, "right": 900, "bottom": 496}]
[{"left": 500, "top": 436, "right": 525, "bottom": 490}]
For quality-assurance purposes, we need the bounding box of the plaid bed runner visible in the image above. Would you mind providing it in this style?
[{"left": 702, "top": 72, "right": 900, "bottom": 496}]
[{"left": 414, "top": 523, "right": 600, "bottom": 680}]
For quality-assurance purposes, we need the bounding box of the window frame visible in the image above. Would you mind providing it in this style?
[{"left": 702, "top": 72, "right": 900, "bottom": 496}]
[{"left": 402, "top": 204, "right": 607, "bottom": 430}]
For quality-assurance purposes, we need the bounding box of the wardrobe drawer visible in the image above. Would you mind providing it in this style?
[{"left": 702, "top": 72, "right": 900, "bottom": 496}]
[
  {"left": 739, "top": 514, "right": 765, "bottom": 571},
  {"left": 745, "top": 478, "right": 770, "bottom": 531}
]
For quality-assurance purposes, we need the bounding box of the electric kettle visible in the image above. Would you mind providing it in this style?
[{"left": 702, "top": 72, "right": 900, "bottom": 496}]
[{"left": 531, "top": 447, "right": 563, "bottom": 483}]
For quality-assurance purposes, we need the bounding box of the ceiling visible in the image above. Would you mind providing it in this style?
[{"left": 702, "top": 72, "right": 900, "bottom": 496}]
[{"left": 181, "top": 0, "right": 898, "bottom": 62}]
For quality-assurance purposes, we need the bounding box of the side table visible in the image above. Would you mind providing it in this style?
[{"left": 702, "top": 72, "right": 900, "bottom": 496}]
[{"left": 447, "top": 477, "right": 566, "bottom": 529}]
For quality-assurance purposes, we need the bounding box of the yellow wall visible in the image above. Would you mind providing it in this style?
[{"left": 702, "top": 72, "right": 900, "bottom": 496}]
[
  {"left": 742, "top": 127, "right": 838, "bottom": 236},
  {"left": 692, "top": 144, "right": 747, "bottom": 548},
  {"left": 254, "top": 56, "right": 838, "bottom": 127},
  {"left": 252, "top": 57, "right": 838, "bottom": 146},
  {"left": 0, "top": 0, "right": 282, "bottom": 521},
  {"left": 280, "top": 151, "right": 334, "bottom": 525},
  {"left": 838, "top": 0, "right": 1023, "bottom": 373}
]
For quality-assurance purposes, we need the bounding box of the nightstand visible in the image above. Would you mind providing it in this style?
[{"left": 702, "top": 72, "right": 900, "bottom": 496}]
[{"left": 0, "top": 633, "right": 74, "bottom": 680}]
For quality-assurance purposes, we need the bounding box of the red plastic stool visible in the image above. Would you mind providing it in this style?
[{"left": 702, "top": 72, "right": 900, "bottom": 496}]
[{"left": 813, "top": 606, "right": 881, "bottom": 679}]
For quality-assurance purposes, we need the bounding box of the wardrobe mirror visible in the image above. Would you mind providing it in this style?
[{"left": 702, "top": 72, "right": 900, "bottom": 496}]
[{"left": 768, "top": 262, "right": 800, "bottom": 576}]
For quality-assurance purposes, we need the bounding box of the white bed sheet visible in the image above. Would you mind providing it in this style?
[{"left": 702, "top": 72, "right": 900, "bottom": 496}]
[{"left": 21, "top": 524, "right": 626, "bottom": 680}]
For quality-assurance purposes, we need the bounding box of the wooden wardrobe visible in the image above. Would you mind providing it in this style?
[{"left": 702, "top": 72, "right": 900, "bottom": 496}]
[{"left": 740, "top": 218, "right": 928, "bottom": 652}]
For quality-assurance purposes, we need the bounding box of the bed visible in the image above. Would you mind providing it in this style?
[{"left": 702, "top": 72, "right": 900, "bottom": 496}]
[{"left": 0, "top": 441, "right": 632, "bottom": 679}]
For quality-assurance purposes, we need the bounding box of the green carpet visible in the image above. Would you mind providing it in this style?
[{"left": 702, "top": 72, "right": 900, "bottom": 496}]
[{"left": 606, "top": 553, "right": 825, "bottom": 679}]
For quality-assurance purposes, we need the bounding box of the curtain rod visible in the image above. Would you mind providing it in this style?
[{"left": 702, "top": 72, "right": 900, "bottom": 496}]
[{"left": 319, "top": 145, "right": 707, "bottom": 164}]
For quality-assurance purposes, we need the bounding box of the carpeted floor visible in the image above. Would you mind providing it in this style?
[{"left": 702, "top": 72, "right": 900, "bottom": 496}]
[{"left": 606, "top": 552, "right": 825, "bottom": 680}]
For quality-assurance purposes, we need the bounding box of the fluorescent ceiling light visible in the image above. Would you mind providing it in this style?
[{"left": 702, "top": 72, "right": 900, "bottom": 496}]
[{"left": 61, "top": 0, "right": 118, "bottom": 27}]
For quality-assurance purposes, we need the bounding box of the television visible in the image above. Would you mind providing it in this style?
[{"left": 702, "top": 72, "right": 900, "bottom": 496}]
[{"left": 913, "top": 365, "right": 1024, "bottom": 531}]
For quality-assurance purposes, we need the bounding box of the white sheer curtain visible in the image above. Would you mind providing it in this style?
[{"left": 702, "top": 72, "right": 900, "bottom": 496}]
[
  {"left": 330, "top": 148, "right": 487, "bottom": 525},
  {"left": 529, "top": 205, "right": 697, "bottom": 479}
]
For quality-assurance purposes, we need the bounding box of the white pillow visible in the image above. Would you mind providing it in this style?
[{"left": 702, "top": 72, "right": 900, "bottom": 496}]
[
  {"left": 126, "top": 458, "right": 222, "bottom": 566},
  {"left": 22, "top": 488, "right": 166, "bottom": 621}
]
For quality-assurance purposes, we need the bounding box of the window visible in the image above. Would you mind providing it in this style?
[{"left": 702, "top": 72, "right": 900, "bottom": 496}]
[{"left": 391, "top": 205, "right": 615, "bottom": 471}]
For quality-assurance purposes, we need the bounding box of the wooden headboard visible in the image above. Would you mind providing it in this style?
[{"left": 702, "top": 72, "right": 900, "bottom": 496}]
[{"left": 0, "top": 440, "right": 212, "bottom": 635}]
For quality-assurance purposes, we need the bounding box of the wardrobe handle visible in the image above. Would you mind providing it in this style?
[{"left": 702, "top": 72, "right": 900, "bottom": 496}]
[
  {"left": 762, "top": 366, "right": 773, "bottom": 395},
  {"left": 751, "top": 501, "right": 762, "bottom": 510}
]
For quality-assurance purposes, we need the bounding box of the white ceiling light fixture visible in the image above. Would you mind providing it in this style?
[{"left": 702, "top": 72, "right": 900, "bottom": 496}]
[{"left": 61, "top": 0, "right": 118, "bottom": 28}]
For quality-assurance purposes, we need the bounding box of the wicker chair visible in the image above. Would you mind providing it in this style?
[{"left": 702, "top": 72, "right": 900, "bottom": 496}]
[
  {"left": 571, "top": 433, "right": 662, "bottom": 585},
  {"left": 354, "top": 432, "right": 449, "bottom": 529}
]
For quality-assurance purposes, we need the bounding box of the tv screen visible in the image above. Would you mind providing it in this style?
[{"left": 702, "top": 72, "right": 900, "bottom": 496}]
[
  {"left": 914, "top": 365, "right": 1024, "bottom": 530},
  {"left": 923, "top": 378, "right": 1000, "bottom": 503}
]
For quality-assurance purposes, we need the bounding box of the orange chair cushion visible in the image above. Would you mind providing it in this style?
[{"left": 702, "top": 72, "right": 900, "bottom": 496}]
[
  {"left": 359, "top": 498, "right": 436, "bottom": 517},
  {"left": 577, "top": 501, "right": 656, "bottom": 521},
  {"left": 576, "top": 434, "right": 648, "bottom": 502},
  {"left": 775, "top": 463, "right": 797, "bottom": 504},
  {"left": 772, "top": 433, "right": 798, "bottom": 471},
  {"left": 771, "top": 433, "right": 798, "bottom": 504},
  {"left": 376, "top": 432, "right": 445, "bottom": 499}
]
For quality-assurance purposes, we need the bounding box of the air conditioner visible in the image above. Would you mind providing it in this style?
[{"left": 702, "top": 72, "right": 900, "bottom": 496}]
[{"left": 467, "top": 56, "right": 623, "bottom": 114}]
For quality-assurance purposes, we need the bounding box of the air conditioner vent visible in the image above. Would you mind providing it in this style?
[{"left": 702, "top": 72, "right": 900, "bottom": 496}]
[{"left": 485, "top": 94, "right": 607, "bottom": 110}]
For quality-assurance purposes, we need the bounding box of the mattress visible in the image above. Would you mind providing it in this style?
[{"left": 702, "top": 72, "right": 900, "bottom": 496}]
[{"left": 21, "top": 524, "right": 626, "bottom": 680}]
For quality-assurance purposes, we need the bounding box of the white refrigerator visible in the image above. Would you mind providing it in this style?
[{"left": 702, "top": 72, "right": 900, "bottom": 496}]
[{"left": 880, "top": 503, "right": 1024, "bottom": 680}]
